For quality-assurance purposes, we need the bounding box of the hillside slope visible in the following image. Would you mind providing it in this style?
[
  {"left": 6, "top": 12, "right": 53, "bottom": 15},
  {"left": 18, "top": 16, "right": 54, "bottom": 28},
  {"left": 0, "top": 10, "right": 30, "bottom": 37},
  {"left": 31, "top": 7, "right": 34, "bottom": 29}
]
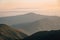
[{"left": 0, "top": 24, "right": 27, "bottom": 40}]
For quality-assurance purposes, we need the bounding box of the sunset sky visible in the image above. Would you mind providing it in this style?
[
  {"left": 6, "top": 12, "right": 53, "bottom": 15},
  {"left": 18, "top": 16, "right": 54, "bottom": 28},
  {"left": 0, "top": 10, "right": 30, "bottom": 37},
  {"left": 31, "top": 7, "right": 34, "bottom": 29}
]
[{"left": 0, "top": 0, "right": 60, "bottom": 17}]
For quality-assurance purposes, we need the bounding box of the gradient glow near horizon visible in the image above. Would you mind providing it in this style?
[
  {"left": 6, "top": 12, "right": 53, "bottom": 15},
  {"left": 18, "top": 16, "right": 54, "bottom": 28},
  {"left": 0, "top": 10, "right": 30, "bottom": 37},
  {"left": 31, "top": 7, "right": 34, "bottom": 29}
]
[
  {"left": 0, "top": 0, "right": 60, "bottom": 17},
  {"left": 0, "top": 0, "right": 56, "bottom": 2},
  {"left": 0, "top": 0, "right": 58, "bottom": 10}
]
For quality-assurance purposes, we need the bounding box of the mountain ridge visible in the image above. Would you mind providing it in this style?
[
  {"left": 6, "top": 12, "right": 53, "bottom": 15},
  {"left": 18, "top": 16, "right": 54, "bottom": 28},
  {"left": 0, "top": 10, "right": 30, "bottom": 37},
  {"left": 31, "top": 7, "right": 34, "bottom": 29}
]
[
  {"left": 0, "top": 13, "right": 59, "bottom": 25},
  {"left": 0, "top": 13, "right": 45, "bottom": 25}
]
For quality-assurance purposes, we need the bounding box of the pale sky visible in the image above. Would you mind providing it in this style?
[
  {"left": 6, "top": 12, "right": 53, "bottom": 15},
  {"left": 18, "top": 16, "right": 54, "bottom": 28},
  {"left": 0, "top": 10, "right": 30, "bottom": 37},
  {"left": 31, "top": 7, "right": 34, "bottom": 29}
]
[
  {"left": 0, "top": 0, "right": 60, "bottom": 17},
  {"left": 0, "top": 0, "right": 58, "bottom": 10}
]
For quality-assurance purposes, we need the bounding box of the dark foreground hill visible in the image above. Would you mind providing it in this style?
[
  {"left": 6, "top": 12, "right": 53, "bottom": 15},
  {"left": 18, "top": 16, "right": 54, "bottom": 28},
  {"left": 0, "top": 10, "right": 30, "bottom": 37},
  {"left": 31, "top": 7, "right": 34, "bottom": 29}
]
[
  {"left": 24, "top": 30, "right": 60, "bottom": 40},
  {"left": 23, "top": 30, "right": 60, "bottom": 40},
  {"left": 0, "top": 24, "right": 27, "bottom": 40}
]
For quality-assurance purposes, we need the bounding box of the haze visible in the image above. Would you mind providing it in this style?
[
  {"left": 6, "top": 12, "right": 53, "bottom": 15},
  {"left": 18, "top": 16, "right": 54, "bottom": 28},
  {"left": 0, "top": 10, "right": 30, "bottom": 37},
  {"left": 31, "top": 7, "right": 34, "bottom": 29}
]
[{"left": 0, "top": 0, "right": 60, "bottom": 17}]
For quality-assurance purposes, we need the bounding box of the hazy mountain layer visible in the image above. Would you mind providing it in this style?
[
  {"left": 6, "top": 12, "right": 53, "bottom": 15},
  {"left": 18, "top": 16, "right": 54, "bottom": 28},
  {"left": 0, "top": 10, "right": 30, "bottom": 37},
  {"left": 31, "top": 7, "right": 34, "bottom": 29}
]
[
  {"left": 0, "top": 13, "right": 60, "bottom": 35},
  {"left": 13, "top": 16, "right": 60, "bottom": 35},
  {"left": 0, "top": 13, "right": 46, "bottom": 25}
]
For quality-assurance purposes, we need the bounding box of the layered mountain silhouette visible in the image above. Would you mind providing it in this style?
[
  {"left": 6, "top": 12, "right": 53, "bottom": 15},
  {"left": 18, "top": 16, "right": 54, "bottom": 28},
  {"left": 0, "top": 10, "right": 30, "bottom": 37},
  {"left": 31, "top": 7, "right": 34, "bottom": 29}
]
[
  {"left": 12, "top": 13, "right": 60, "bottom": 35},
  {"left": 0, "top": 24, "right": 27, "bottom": 40},
  {"left": 0, "top": 13, "right": 46, "bottom": 25},
  {"left": 0, "top": 13, "right": 60, "bottom": 35},
  {"left": 23, "top": 30, "right": 60, "bottom": 40}
]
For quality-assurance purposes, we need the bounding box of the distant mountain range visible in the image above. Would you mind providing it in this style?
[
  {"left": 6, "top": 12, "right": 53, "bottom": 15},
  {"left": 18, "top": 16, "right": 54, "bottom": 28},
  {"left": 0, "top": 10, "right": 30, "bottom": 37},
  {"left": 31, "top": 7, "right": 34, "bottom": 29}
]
[
  {"left": 0, "top": 13, "right": 46, "bottom": 25},
  {"left": 0, "top": 24, "right": 27, "bottom": 40},
  {"left": 0, "top": 13, "right": 60, "bottom": 35}
]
